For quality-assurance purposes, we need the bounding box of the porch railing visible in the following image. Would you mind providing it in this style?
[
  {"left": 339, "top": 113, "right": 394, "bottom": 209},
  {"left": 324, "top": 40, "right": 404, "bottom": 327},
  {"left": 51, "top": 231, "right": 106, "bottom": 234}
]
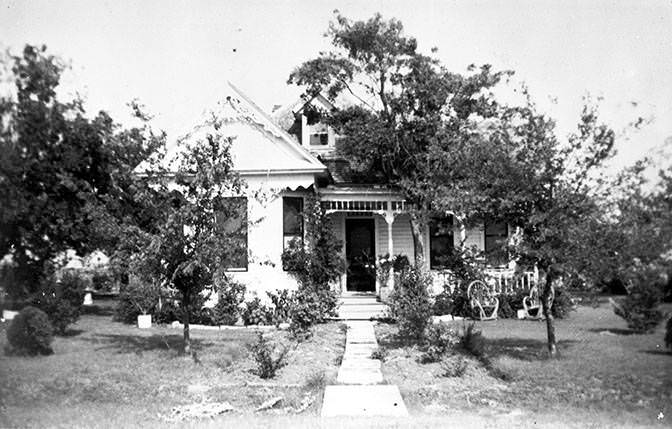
[{"left": 430, "top": 268, "right": 537, "bottom": 295}]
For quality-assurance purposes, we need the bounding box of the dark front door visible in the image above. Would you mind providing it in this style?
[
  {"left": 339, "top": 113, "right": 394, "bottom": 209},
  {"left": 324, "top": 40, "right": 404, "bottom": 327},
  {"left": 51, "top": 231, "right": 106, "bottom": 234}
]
[{"left": 345, "top": 218, "right": 376, "bottom": 292}]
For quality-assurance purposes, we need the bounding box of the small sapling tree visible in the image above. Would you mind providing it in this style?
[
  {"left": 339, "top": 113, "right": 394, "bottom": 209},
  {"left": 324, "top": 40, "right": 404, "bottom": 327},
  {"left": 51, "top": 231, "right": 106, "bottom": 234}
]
[{"left": 126, "top": 119, "right": 245, "bottom": 354}]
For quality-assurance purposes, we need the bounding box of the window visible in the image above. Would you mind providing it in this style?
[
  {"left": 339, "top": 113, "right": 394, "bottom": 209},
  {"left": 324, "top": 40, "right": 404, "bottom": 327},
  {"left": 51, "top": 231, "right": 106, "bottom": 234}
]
[
  {"left": 429, "top": 215, "right": 454, "bottom": 269},
  {"left": 283, "top": 196, "right": 304, "bottom": 249},
  {"left": 484, "top": 217, "right": 508, "bottom": 265},
  {"left": 308, "top": 122, "right": 329, "bottom": 146},
  {"left": 215, "top": 197, "right": 248, "bottom": 270},
  {"left": 309, "top": 132, "right": 328, "bottom": 146}
]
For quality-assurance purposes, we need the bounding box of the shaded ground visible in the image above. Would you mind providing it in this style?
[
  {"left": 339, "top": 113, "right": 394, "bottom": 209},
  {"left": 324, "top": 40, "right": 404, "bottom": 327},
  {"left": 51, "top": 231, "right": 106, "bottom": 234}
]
[
  {"left": 375, "top": 301, "right": 672, "bottom": 428},
  {"left": 0, "top": 311, "right": 345, "bottom": 427}
]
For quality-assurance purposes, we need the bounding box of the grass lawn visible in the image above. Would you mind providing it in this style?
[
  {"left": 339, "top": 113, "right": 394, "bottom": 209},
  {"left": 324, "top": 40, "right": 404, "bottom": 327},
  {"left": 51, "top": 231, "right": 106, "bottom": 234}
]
[
  {"left": 375, "top": 299, "right": 672, "bottom": 428},
  {"left": 0, "top": 301, "right": 346, "bottom": 428}
]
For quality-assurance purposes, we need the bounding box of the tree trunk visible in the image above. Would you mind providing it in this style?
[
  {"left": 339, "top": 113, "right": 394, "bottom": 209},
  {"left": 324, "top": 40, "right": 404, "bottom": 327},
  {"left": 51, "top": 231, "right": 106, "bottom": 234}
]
[
  {"left": 409, "top": 214, "right": 425, "bottom": 269},
  {"left": 540, "top": 268, "right": 558, "bottom": 357},
  {"left": 182, "top": 290, "right": 191, "bottom": 355}
]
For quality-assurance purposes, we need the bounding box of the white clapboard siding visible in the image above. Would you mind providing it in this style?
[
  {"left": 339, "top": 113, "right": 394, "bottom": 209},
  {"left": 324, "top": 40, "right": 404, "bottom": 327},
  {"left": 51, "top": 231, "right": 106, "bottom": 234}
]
[{"left": 376, "top": 214, "right": 415, "bottom": 260}]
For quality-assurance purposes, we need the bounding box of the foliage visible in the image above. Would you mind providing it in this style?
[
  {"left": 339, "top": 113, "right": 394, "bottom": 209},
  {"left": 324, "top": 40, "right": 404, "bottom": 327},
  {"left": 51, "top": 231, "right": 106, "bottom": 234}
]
[
  {"left": 114, "top": 277, "right": 161, "bottom": 324},
  {"left": 288, "top": 289, "right": 328, "bottom": 340},
  {"left": 281, "top": 195, "right": 343, "bottom": 333},
  {"left": 0, "top": 45, "right": 162, "bottom": 300},
  {"left": 91, "top": 271, "right": 114, "bottom": 293},
  {"left": 212, "top": 279, "right": 246, "bottom": 326},
  {"left": 266, "top": 289, "right": 295, "bottom": 326},
  {"left": 30, "top": 271, "right": 86, "bottom": 334},
  {"left": 376, "top": 254, "right": 410, "bottom": 288},
  {"left": 460, "top": 323, "right": 486, "bottom": 358},
  {"left": 370, "top": 347, "right": 389, "bottom": 361},
  {"left": 432, "top": 282, "right": 472, "bottom": 318},
  {"left": 612, "top": 264, "right": 665, "bottom": 333},
  {"left": 440, "top": 355, "right": 470, "bottom": 378},
  {"left": 497, "top": 290, "right": 527, "bottom": 319},
  {"left": 241, "top": 297, "right": 273, "bottom": 326},
  {"left": 551, "top": 287, "right": 576, "bottom": 319},
  {"left": 289, "top": 13, "right": 512, "bottom": 267},
  {"left": 6, "top": 306, "right": 53, "bottom": 356},
  {"left": 247, "top": 332, "right": 288, "bottom": 379},
  {"left": 388, "top": 267, "right": 433, "bottom": 340},
  {"left": 420, "top": 323, "right": 460, "bottom": 363},
  {"left": 113, "top": 111, "right": 246, "bottom": 352}
]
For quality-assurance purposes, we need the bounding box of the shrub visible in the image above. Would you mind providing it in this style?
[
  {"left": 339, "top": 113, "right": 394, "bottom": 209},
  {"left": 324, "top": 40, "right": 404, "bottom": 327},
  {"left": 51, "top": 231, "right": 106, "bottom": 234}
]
[
  {"left": 213, "top": 280, "right": 246, "bottom": 325},
  {"left": 266, "top": 289, "right": 295, "bottom": 326},
  {"left": 6, "top": 306, "right": 54, "bottom": 356},
  {"left": 612, "top": 280, "right": 664, "bottom": 333},
  {"left": 153, "top": 299, "right": 180, "bottom": 325},
  {"left": 460, "top": 322, "right": 486, "bottom": 358},
  {"left": 242, "top": 297, "right": 273, "bottom": 326},
  {"left": 288, "top": 289, "right": 323, "bottom": 339},
  {"left": 31, "top": 272, "right": 86, "bottom": 334},
  {"left": 114, "top": 277, "right": 161, "bottom": 324},
  {"left": 551, "top": 287, "right": 576, "bottom": 319},
  {"left": 248, "top": 332, "right": 288, "bottom": 379},
  {"left": 281, "top": 196, "right": 344, "bottom": 335},
  {"left": 191, "top": 307, "right": 216, "bottom": 325},
  {"left": 440, "top": 354, "right": 469, "bottom": 377},
  {"left": 370, "top": 347, "right": 389, "bottom": 361},
  {"left": 665, "top": 316, "right": 672, "bottom": 350},
  {"left": 497, "top": 290, "right": 527, "bottom": 319},
  {"left": 421, "top": 323, "right": 460, "bottom": 363},
  {"left": 432, "top": 289, "right": 453, "bottom": 316},
  {"left": 91, "top": 271, "right": 114, "bottom": 292},
  {"left": 388, "top": 267, "right": 433, "bottom": 340}
]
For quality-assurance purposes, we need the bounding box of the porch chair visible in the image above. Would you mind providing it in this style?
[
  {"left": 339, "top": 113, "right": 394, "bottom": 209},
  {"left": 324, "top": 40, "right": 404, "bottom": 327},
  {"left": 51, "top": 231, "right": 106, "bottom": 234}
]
[
  {"left": 522, "top": 285, "right": 554, "bottom": 320},
  {"left": 467, "top": 280, "right": 499, "bottom": 321}
]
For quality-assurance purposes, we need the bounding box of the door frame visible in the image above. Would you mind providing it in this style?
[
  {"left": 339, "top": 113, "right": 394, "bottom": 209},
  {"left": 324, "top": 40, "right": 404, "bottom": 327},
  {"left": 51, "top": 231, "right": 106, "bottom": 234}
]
[{"left": 344, "top": 217, "right": 376, "bottom": 293}]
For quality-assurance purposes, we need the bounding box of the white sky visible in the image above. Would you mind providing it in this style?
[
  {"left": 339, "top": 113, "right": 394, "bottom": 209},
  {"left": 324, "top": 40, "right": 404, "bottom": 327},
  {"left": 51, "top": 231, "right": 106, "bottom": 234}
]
[{"left": 1, "top": 0, "right": 671, "bottom": 170}]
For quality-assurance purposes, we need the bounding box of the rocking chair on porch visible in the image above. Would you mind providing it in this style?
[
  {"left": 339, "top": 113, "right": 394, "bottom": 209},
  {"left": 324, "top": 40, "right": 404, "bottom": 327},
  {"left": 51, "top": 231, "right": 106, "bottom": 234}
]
[
  {"left": 522, "top": 285, "right": 554, "bottom": 320},
  {"left": 467, "top": 280, "right": 499, "bottom": 321}
]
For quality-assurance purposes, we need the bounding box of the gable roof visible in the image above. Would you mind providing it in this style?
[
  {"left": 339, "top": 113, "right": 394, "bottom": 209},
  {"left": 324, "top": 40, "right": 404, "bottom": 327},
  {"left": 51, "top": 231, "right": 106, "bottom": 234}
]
[{"left": 135, "top": 82, "right": 326, "bottom": 176}]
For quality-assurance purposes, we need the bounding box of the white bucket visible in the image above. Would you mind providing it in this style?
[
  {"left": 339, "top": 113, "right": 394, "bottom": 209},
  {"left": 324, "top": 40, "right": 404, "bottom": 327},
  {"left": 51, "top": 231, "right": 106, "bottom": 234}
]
[{"left": 137, "top": 314, "right": 152, "bottom": 329}]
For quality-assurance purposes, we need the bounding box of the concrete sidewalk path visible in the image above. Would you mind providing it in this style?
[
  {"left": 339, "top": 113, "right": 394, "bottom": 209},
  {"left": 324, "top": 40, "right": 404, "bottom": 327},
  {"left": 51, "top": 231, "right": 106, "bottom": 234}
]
[{"left": 321, "top": 321, "right": 408, "bottom": 417}]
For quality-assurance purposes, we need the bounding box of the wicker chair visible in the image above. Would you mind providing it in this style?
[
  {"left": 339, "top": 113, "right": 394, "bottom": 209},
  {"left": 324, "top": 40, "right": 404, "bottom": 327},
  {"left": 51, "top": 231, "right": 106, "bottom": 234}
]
[
  {"left": 467, "top": 280, "right": 499, "bottom": 321},
  {"left": 522, "top": 285, "right": 554, "bottom": 320}
]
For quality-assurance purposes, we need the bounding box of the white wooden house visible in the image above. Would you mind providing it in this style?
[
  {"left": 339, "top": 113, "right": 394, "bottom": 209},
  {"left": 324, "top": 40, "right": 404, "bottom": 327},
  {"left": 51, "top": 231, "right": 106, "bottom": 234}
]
[{"left": 146, "top": 83, "right": 534, "bottom": 300}]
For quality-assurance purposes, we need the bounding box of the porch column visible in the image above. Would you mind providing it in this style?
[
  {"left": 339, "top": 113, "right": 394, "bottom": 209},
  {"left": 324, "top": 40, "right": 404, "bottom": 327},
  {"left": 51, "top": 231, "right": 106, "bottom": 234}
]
[{"left": 384, "top": 211, "right": 395, "bottom": 290}]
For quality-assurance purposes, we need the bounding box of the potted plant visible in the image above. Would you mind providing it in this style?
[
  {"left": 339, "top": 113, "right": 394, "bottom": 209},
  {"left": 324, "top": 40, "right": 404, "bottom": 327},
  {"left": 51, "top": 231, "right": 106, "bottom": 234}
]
[{"left": 121, "top": 277, "right": 160, "bottom": 329}]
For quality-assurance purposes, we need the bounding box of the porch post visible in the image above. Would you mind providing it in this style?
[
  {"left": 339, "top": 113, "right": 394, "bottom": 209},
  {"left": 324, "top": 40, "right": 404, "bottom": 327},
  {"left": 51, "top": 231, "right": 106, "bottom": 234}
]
[{"left": 385, "top": 211, "right": 395, "bottom": 290}]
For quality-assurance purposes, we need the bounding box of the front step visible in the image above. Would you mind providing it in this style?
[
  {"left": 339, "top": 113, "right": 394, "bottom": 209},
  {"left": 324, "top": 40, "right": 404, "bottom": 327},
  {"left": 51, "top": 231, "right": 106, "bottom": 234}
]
[{"left": 337, "top": 300, "right": 389, "bottom": 320}]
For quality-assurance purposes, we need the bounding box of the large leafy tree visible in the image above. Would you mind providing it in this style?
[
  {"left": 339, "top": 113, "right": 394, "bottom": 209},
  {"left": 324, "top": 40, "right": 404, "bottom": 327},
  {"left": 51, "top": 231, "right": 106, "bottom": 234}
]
[
  {"left": 0, "top": 45, "right": 161, "bottom": 297},
  {"left": 289, "top": 12, "right": 511, "bottom": 267},
  {"left": 429, "top": 96, "right": 647, "bottom": 355}
]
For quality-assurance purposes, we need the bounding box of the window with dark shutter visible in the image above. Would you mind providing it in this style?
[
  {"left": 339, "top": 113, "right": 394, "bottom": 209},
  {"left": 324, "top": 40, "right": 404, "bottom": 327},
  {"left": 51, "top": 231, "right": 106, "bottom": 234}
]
[
  {"left": 283, "top": 196, "right": 303, "bottom": 248},
  {"left": 215, "top": 197, "right": 248, "bottom": 270},
  {"left": 429, "top": 215, "right": 454, "bottom": 269},
  {"left": 484, "top": 217, "right": 508, "bottom": 266}
]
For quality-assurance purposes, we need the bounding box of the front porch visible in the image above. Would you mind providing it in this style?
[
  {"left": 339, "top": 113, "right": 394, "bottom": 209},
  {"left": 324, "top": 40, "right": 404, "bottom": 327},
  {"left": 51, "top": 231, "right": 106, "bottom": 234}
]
[{"left": 320, "top": 187, "right": 538, "bottom": 299}]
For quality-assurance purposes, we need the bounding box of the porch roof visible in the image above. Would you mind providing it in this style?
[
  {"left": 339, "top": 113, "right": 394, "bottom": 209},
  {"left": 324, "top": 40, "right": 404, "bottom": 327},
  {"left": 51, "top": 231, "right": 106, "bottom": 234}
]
[{"left": 318, "top": 186, "right": 411, "bottom": 213}]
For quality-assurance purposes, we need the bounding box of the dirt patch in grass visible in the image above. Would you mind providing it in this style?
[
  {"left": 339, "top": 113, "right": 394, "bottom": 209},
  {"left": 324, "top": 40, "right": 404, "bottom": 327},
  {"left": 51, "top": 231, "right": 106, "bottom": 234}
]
[
  {"left": 0, "top": 313, "right": 345, "bottom": 426},
  {"left": 375, "top": 302, "right": 672, "bottom": 427}
]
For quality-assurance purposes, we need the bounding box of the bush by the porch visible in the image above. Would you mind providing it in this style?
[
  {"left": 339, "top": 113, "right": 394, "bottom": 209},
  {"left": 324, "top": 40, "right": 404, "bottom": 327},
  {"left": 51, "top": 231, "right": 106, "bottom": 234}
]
[{"left": 388, "top": 267, "right": 433, "bottom": 340}]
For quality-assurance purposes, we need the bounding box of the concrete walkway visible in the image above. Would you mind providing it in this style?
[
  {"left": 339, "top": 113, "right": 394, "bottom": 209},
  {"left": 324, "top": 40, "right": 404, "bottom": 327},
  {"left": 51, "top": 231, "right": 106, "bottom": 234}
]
[{"left": 321, "top": 321, "right": 408, "bottom": 417}]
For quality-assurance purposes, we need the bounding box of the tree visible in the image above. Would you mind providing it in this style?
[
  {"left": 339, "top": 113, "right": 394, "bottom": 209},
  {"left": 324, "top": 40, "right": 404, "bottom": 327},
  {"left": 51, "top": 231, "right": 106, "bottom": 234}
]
[
  {"left": 0, "top": 45, "right": 161, "bottom": 298},
  {"left": 429, "top": 95, "right": 638, "bottom": 356},
  {"left": 120, "top": 117, "right": 245, "bottom": 354},
  {"left": 288, "top": 12, "right": 511, "bottom": 267}
]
